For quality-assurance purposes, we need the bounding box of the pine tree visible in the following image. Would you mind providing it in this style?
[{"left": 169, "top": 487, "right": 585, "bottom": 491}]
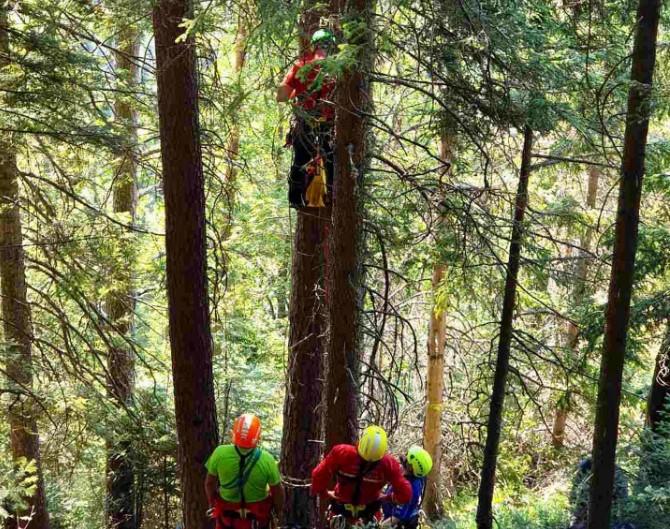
[
  {"left": 0, "top": 4, "right": 50, "bottom": 528},
  {"left": 153, "top": 0, "right": 219, "bottom": 526},
  {"left": 324, "top": 0, "right": 374, "bottom": 449},
  {"left": 587, "top": 1, "right": 663, "bottom": 527},
  {"left": 106, "top": 23, "right": 140, "bottom": 529},
  {"left": 422, "top": 133, "right": 455, "bottom": 518},
  {"left": 476, "top": 127, "right": 533, "bottom": 529}
]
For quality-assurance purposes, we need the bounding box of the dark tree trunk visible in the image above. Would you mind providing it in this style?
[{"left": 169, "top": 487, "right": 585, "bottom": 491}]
[
  {"left": 0, "top": 147, "right": 51, "bottom": 529},
  {"left": 280, "top": 7, "right": 329, "bottom": 524},
  {"left": 106, "top": 25, "right": 140, "bottom": 529},
  {"left": 280, "top": 208, "right": 328, "bottom": 528},
  {"left": 324, "top": 0, "right": 373, "bottom": 450},
  {"left": 587, "top": 2, "right": 662, "bottom": 528},
  {"left": 646, "top": 322, "right": 670, "bottom": 433},
  {"left": 152, "top": 1, "right": 218, "bottom": 528},
  {"left": 0, "top": 4, "right": 49, "bottom": 529},
  {"left": 476, "top": 127, "right": 533, "bottom": 529}
]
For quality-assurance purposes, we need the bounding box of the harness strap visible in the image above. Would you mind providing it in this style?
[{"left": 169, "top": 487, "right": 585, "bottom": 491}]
[
  {"left": 351, "top": 458, "right": 380, "bottom": 506},
  {"left": 218, "top": 447, "right": 261, "bottom": 518}
]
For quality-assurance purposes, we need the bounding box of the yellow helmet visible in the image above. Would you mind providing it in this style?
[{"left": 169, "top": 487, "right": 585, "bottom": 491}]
[
  {"left": 406, "top": 446, "right": 433, "bottom": 477},
  {"left": 357, "top": 425, "right": 388, "bottom": 462}
]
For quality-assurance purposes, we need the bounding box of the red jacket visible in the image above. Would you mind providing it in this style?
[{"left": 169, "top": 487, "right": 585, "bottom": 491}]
[
  {"left": 311, "top": 444, "right": 412, "bottom": 505},
  {"left": 281, "top": 49, "right": 335, "bottom": 120}
]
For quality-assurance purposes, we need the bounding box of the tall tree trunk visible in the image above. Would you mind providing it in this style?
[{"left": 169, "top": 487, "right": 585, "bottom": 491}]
[
  {"left": 422, "top": 265, "right": 446, "bottom": 518},
  {"left": 551, "top": 167, "right": 600, "bottom": 449},
  {"left": 106, "top": 25, "right": 140, "bottom": 529},
  {"left": 422, "top": 133, "right": 454, "bottom": 518},
  {"left": 280, "top": 7, "right": 330, "bottom": 525},
  {"left": 152, "top": 2, "right": 219, "bottom": 528},
  {"left": 280, "top": 207, "right": 328, "bottom": 527},
  {"left": 587, "top": 1, "right": 662, "bottom": 528},
  {"left": 476, "top": 127, "right": 533, "bottom": 529},
  {"left": 324, "top": 0, "right": 373, "bottom": 450},
  {"left": 646, "top": 322, "right": 670, "bottom": 433},
  {"left": 0, "top": 4, "right": 49, "bottom": 529}
]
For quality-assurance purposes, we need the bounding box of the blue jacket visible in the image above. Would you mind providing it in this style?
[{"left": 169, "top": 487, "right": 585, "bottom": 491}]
[{"left": 382, "top": 475, "right": 425, "bottom": 522}]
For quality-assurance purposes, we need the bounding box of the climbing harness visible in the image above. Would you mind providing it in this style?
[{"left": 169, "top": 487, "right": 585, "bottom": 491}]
[
  {"left": 218, "top": 447, "right": 262, "bottom": 520},
  {"left": 330, "top": 459, "right": 382, "bottom": 519}
]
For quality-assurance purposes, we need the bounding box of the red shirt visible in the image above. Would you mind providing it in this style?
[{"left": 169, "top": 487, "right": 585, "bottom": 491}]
[
  {"left": 311, "top": 444, "right": 412, "bottom": 505},
  {"left": 282, "top": 49, "right": 335, "bottom": 120}
]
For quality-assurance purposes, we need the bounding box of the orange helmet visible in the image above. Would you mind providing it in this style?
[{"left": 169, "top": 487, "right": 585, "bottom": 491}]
[{"left": 232, "top": 414, "right": 262, "bottom": 449}]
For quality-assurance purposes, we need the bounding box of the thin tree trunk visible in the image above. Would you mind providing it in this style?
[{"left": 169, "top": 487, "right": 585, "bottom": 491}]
[
  {"left": 646, "top": 322, "right": 670, "bottom": 433},
  {"left": 0, "top": 3, "right": 49, "bottom": 528},
  {"left": 324, "top": 0, "right": 373, "bottom": 450},
  {"left": 221, "top": 17, "right": 247, "bottom": 238},
  {"left": 551, "top": 167, "right": 600, "bottom": 449},
  {"left": 587, "top": 1, "right": 662, "bottom": 527},
  {"left": 422, "top": 133, "right": 454, "bottom": 518},
  {"left": 106, "top": 26, "right": 139, "bottom": 529},
  {"left": 152, "top": 2, "right": 218, "bottom": 528},
  {"left": 476, "top": 126, "right": 533, "bottom": 529},
  {"left": 422, "top": 264, "right": 447, "bottom": 518}
]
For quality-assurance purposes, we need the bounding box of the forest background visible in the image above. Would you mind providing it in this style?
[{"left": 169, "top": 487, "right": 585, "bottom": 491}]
[{"left": 0, "top": 0, "right": 669, "bottom": 529}]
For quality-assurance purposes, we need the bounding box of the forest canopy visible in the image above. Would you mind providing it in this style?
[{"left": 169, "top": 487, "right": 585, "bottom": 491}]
[{"left": 0, "top": 1, "right": 669, "bottom": 529}]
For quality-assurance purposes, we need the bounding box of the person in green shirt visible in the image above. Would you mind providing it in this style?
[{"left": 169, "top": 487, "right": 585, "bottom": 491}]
[{"left": 205, "top": 414, "right": 284, "bottom": 529}]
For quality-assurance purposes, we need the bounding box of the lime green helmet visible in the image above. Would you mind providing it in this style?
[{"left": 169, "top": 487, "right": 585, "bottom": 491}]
[
  {"left": 311, "top": 29, "right": 336, "bottom": 47},
  {"left": 407, "top": 446, "right": 433, "bottom": 477}
]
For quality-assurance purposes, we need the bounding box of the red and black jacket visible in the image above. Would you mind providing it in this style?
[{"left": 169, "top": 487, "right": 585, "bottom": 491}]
[{"left": 311, "top": 444, "right": 412, "bottom": 506}]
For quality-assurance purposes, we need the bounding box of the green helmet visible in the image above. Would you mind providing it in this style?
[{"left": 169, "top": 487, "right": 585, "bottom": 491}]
[
  {"left": 407, "top": 446, "right": 433, "bottom": 477},
  {"left": 311, "top": 29, "right": 336, "bottom": 47}
]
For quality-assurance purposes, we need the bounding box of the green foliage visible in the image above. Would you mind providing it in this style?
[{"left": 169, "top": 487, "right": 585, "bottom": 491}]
[
  {"left": 0, "top": 457, "right": 40, "bottom": 521},
  {"left": 436, "top": 484, "right": 570, "bottom": 529},
  {"left": 621, "top": 415, "right": 670, "bottom": 529},
  {"left": 1, "top": 0, "right": 669, "bottom": 526}
]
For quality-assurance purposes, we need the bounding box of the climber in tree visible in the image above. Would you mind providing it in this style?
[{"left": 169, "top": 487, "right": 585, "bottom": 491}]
[
  {"left": 311, "top": 426, "right": 412, "bottom": 527},
  {"left": 277, "top": 28, "right": 336, "bottom": 208},
  {"left": 205, "top": 414, "right": 284, "bottom": 529}
]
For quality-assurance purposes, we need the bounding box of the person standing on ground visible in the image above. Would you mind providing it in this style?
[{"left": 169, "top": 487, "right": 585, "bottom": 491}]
[
  {"left": 205, "top": 414, "right": 284, "bottom": 529},
  {"left": 381, "top": 446, "right": 433, "bottom": 529},
  {"left": 311, "top": 426, "right": 412, "bottom": 527}
]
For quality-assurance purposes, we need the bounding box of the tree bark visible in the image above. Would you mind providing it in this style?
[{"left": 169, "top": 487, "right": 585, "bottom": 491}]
[
  {"left": 279, "top": 7, "right": 329, "bottom": 524},
  {"left": 476, "top": 126, "right": 533, "bottom": 529},
  {"left": 587, "top": 1, "right": 662, "bottom": 528},
  {"left": 646, "top": 322, "right": 670, "bottom": 433},
  {"left": 279, "top": 7, "right": 332, "bottom": 525},
  {"left": 106, "top": 25, "right": 140, "bottom": 529},
  {"left": 281, "top": 207, "right": 328, "bottom": 527},
  {"left": 551, "top": 167, "right": 600, "bottom": 449},
  {"left": 422, "top": 264, "right": 447, "bottom": 518},
  {"left": 152, "top": 2, "right": 218, "bottom": 528},
  {"left": 0, "top": 3, "right": 49, "bottom": 528},
  {"left": 324, "top": 0, "right": 373, "bottom": 450},
  {"left": 422, "top": 133, "right": 454, "bottom": 518}
]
